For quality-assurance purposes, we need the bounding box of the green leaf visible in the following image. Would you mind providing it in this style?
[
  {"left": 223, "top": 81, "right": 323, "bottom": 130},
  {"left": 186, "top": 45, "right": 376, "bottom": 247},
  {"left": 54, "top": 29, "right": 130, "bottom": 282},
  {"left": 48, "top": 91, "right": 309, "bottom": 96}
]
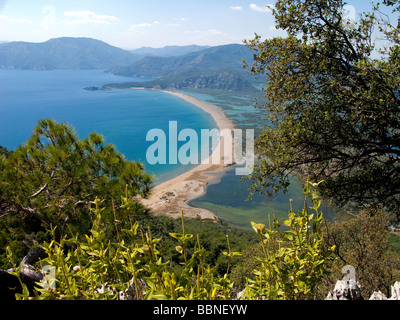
[
  {"left": 285, "top": 232, "right": 294, "bottom": 241},
  {"left": 169, "top": 233, "right": 183, "bottom": 241}
]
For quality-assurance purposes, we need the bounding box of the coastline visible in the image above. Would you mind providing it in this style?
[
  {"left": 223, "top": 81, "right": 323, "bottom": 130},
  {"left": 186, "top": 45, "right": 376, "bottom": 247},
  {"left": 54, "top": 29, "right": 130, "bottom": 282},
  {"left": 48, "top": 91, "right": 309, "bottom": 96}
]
[{"left": 139, "top": 90, "right": 236, "bottom": 220}]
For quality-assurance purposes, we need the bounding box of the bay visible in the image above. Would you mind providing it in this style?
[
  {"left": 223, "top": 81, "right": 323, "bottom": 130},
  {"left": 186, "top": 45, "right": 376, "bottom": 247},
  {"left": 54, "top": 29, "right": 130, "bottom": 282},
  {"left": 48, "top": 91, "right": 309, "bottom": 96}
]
[{"left": 0, "top": 69, "right": 217, "bottom": 184}]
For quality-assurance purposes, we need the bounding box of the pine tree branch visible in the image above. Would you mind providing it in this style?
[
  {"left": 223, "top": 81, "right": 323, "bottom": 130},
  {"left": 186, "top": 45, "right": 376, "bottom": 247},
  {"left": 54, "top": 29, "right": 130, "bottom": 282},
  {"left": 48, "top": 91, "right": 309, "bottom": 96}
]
[{"left": 29, "top": 183, "right": 48, "bottom": 199}]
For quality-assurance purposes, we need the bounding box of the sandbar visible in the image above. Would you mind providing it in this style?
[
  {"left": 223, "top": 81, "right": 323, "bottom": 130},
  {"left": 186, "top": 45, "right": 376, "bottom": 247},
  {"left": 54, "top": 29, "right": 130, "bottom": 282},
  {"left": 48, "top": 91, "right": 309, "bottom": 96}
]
[{"left": 139, "top": 90, "right": 236, "bottom": 220}]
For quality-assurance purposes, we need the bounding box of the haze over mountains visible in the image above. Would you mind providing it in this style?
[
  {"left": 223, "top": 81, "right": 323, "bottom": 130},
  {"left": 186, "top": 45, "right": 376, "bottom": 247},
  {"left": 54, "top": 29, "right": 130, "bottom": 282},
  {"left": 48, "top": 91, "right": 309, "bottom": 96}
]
[
  {"left": 130, "top": 45, "right": 210, "bottom": 57},
  {"left": 0, "top": 37, "right": 259, "bottom": 92},
  {"left": 0, "top": 37, "right": 141, "bottom": 70}
]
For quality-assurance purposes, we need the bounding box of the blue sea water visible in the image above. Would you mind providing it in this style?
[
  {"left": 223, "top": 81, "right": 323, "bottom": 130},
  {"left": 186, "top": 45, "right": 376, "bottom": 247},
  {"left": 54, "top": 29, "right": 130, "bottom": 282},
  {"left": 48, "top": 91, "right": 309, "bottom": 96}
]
[
  {"left": 0, "top": 70, "right": 336, "bottom": 229},
  {"left": 0, "top": 69, "right": 217, "bottom": 184}
]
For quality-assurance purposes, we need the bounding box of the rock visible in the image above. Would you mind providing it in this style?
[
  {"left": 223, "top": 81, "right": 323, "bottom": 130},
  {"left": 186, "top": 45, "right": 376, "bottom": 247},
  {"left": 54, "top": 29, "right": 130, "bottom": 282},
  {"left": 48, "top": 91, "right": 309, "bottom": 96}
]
[
  {"left": 236, "top": 289, "right": 245, "bottom": 300},
  {"left": 325, "top": 280, "right": 363, "bottom": 300},
  {"left": 370, "top": 291, "right": 387, "bottom": 300},
  {"left": 119, "top": 278, "right": 148, "bottom": 300}
]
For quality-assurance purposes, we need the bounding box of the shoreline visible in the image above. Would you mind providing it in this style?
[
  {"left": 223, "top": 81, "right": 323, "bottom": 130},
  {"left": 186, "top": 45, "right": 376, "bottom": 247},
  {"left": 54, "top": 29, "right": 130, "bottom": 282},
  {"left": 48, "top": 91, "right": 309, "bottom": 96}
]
[{"left": 139, "top": 90, "right": 236, "bottom": 220}]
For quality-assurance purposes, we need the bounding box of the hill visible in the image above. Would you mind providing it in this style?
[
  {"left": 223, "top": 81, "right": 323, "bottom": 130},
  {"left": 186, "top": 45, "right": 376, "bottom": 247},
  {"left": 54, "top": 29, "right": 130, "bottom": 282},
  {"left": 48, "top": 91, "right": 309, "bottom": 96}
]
[
  {"left": 130, "top": 44, "right": 210, "bottom": 57},
  {"left": 96, "top": 70, "right": 259, "bottom": 92},
  {"left": 0, "top": 37, "right": 140, "bottom": 70},
  {"left": 105, "top": 44, "right": 260, "bottom": 92},
  {"left": 0, "top": 37, "right": 260, "bottom": 92},
  {"left": 110, "top": 44, "right": 253, "bottom": 77}
]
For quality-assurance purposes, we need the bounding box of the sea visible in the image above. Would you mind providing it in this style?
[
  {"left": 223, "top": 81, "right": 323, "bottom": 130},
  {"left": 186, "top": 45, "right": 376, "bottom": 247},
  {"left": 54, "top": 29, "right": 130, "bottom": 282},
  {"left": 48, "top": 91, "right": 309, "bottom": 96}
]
[
  {"left": 0, "top": 69, "right": 335, "bottom": 230},
  {"left": 0, "top": 69, "right": 217, "bottom": 184}
]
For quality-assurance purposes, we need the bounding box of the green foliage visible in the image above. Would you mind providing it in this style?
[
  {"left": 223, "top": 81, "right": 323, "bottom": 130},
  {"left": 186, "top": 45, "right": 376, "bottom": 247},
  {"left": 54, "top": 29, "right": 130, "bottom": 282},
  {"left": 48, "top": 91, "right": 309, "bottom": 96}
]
[
  {"left": 245, "top": 0, "right": 400, "bottom": 219},
  {"left": 13, "top": 198, "right": 239, "bottom": 300},
  {"left": 242, "top": 180, "right": 335, "bottom": 300},
  {"left": 0, "top": 146, "right": 12, "bottom": 157},
  {"left": 6, "top": 180, "right": 336, "bottom": 300},
  {"left": 323, "top": 209, "right": 400, "bottom": 298},
  {"left": 0, "top": 119, "right": 153, "bottom": 267}
]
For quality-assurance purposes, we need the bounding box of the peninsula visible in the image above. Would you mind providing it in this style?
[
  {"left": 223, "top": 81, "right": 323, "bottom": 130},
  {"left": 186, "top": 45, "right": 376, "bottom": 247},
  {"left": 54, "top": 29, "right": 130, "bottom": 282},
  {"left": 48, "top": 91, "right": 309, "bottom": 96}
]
[{"left": 139, "top": 90, "right": 236, "bottom": 220}]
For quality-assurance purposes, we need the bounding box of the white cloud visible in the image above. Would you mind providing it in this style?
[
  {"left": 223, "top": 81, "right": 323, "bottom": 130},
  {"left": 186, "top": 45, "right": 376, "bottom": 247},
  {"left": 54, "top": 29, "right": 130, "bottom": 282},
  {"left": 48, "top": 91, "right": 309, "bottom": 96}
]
[
  {"left": 0, "top": 14, "right": 31, "bottom": 24},
  {"left": 136, "top": 23, "right": 152, "bottom": 28},
  {"left": 181, "top": 28, "right": 238, "bottom": 46},
  {"left": 250, "top": 4, "right": 273, "bottom": 13},
  {"left": 184, "top": 29, "right": 226, "bottom": 36},
  {"left": 129, "top": 21, "right": 160, "bottom": 32},
  {"left": 167, "top": 23, "right": 182, "bottom": 27},
  {"left": 63, "top": 11, "right": 119, "bottom": 25},
  {"left": 230, "top": 6, "right": 243, "bottom": 11},
  {"left": 167, "top": 18, "right": 186, "bottom": 27}
]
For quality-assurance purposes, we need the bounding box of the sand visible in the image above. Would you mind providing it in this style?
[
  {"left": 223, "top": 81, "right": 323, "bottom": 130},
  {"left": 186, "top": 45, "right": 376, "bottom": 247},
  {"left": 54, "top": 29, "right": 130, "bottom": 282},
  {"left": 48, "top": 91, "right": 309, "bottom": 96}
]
[{"left": 139, "top": 90, "right": 236, "bottom": 220}]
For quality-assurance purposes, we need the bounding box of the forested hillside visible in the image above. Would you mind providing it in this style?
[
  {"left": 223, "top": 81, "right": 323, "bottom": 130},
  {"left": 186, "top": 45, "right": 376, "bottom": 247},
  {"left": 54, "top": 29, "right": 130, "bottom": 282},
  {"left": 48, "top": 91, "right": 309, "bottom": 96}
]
[{"left": 0, "top": 37, "right": 140, "bottom": 70}]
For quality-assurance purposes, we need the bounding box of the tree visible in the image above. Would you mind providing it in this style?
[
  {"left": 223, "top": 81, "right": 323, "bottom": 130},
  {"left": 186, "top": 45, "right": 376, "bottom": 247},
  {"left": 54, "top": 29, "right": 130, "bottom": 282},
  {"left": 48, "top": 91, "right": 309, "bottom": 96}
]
[
  {"left": 323, "top": 209, "right": 400, "bottom": 298},
  {"left": 0, "top": 119, "right": 153, "bottom": 265},
  {"left": 243, "top": 180, "right": 336, "bottom": 300},
  {"left": 245, "top": 0, "right": 400, "bottom": 219}
]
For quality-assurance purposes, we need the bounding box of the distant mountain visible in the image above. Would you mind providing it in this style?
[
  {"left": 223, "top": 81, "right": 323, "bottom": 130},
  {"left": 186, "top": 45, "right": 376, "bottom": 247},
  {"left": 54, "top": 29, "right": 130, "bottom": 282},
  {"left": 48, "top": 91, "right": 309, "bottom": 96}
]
[
  {"left": 106, "top": 44, "right": 260, "bottom": 92},
  {"left": 0, "top": 37, "right": 141, "bottom": 70},
  {"left": 110, "top": 44, "right": 253, "bottom": 77},
  {"left": 130, "top": 45, "right": 211, "bottom": 57}
]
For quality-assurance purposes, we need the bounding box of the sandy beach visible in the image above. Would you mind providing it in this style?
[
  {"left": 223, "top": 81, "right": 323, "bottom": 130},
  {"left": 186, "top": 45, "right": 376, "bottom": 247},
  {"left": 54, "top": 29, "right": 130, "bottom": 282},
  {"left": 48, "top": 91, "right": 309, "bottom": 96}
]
[{"left": 139, "top": 90, "right": 236, "bottom": 220}]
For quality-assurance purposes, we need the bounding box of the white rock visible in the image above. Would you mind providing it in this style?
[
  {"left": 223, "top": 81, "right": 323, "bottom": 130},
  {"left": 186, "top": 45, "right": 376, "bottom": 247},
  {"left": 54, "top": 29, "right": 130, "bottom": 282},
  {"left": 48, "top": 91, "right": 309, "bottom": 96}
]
[
  {"left": 370, "top": 291, "right": 387, "bottom": 300},
  {"left": 325, "top": 280, "right": 362, "bottom": 300},
  {"left": 389, "top": 281, "right": 400, "bottom": 300}
]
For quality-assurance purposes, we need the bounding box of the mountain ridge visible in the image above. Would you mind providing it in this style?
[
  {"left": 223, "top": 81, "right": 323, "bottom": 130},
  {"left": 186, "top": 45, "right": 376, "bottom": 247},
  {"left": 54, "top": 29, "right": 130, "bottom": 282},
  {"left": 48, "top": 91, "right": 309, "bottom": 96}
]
[
  {"left": 0, "top": 37, "right": 260, "bottom": 92},
  {"left": 0, "top": 37, "right": 141, "bottom": 70},
  {"left": 109, "top": 43, "right": 253, "bottom": 77},
  {"left": 106, "top": 43, "right": 260, "bottom": 92},
  {"left": 130, "top": 44, "right": 211, "bottom": 57}
]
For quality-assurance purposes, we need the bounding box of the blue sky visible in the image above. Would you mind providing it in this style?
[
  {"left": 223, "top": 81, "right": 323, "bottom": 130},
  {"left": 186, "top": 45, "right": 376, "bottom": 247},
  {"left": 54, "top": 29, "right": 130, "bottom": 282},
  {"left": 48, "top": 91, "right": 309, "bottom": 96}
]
[{"left": 0, "top": 0, "right": 378, "bottom": 49}]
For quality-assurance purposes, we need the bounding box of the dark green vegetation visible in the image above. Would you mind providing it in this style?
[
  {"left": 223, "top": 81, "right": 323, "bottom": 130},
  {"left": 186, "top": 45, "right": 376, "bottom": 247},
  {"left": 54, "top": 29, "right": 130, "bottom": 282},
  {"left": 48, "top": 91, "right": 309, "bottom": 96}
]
[
  {"left": 0, "top": 120, "right": 399, "bottom": 300},
  {"left": 0, "top": 119, "right": 152, "bottom": 268},
  {"left": 98, "top": 70, "right": 259, "bottom": 93},
  {"left": 323, "top": 210, "right": 400, "bottom": 298},
  {"left": 2, "top": 176, "right": 339, "bottom": 300},
  {"left": 245, "top": 0, "right": 400, "bottom": 221},
  {"left": 0, "top": 120, "right": 260, "bottom": 299},
  {"left": 2, "top": 0, "right": 400, "bottom": 300},
  {"left": 0, "top": 37, "right": 141, "bottom": 70}
]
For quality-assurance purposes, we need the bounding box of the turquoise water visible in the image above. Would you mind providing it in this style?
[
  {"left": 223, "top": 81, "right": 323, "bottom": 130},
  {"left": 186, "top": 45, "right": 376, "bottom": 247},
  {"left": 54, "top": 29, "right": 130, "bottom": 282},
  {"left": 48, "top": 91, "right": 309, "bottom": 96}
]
[
  {"left": 184, "top": 90, "right": 336, "bottom": 230},
  {"left": 190, "top": 166, "right": 335, "bottom": 230},
  {"left": 0, "top": 69, "right": 217, "bottom": 184},
  {"left": 0, "top": 70, "right": 336, "bottom": 229}
]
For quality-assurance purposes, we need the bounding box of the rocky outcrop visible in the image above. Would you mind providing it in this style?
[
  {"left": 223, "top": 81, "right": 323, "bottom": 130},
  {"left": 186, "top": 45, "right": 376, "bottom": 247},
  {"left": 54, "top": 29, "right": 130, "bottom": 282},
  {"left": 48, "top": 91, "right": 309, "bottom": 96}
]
[
  {"left": 325, "top": 280, "right": 363, "bottom": 300},
  {"left": 325, "top": 280, "right": 400, "bottom": 300}
]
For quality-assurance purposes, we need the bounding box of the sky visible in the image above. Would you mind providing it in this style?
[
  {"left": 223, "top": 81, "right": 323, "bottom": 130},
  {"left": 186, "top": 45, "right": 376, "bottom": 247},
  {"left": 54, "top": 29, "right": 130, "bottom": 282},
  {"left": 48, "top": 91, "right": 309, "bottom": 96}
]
[{"left": 0, "top": 0, "right": 380, "bottom": 49}]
